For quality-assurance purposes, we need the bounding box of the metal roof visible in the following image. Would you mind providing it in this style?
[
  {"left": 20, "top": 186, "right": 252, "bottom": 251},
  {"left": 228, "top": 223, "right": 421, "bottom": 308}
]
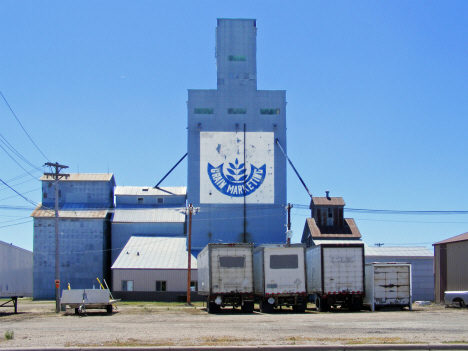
[
  {"left": 311, "top": 240, "right": 363, "bottom": 246},
  {"left": 112, "top": 209, "right": 185, "bottom": 223},
  {"left": 30, "top": 203, "right": 110, "bottom": 219},
  {"left": 364, "top": 245, "right": 433, "bottom": 257},
  {"left": 40, "top": 173, "right": 115, "bottom": 183},
  {"left": 305, "top": 218, "right": 362, "bottom": 239},
  {"left": 111, "top": 236, "right": 197, "bottom": 269},
  {"left": 115, "top": 186, "right": 187, "bottom": 196},
  {"left": 311, "top": 197, "right": 345, "bottom": 207},
  {"left": 433, "top": 232, "right": 468, "bottom": 245}
]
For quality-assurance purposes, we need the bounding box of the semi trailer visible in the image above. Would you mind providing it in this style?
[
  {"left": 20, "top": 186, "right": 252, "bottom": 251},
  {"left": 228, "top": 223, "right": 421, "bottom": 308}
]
[
  {"left": 197, "top": 243, "right": 255, "bottom": 313},
  {"left": 306, "top": 243, "right": 365, "bottom": 312},
  {"left": 253, "top": 244, "right": 307, "bottom": 313}
]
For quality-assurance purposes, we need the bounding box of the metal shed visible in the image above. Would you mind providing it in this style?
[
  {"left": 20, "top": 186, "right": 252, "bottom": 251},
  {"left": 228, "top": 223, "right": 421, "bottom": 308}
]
[
  {"left": 364, "top": 245, "right": 434, "bottom": 301},
  {"left": 111, "top": 236, "right": 200, "bottom": 302},
  {"left": 433, "top": 232, "right": 468, "bottom": 303}
]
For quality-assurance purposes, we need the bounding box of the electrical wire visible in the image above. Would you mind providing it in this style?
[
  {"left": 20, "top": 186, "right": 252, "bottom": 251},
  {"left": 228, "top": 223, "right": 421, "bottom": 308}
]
[
  {"left": 291, "top": 204, "right": 468, "bottom": 215},
  {"left": 0, "top": 143, "right": 42, "bottom": 180},
  {"left": 0, "top": 178, "right": 40, "bottom": 208},
  {"left": 0, "top": 187, "right": 40, "bottom": 203},
  {"left": 0, "top": 90, "right": 49, "bottom": 161}
]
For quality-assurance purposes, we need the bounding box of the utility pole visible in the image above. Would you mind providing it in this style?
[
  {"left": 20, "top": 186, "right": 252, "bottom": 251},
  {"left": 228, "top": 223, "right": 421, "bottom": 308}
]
[
  {"left": 185, "top": 204, "right": 199, "bottom": 305},
  {"left": 286, "top": 203, "right": 293, "bottom": 245},
  {"left": 44, "top": 162, "right": 69, "bottom": 313}
]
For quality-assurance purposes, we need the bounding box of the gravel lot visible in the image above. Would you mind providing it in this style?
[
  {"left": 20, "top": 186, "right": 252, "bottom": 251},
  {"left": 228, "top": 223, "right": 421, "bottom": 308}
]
[{"left": 0, "top": 299, "right": 467, "bottom": 348}]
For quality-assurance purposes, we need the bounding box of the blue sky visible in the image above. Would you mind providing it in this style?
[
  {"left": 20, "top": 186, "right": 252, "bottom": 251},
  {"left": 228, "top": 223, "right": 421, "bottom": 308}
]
[{"left": 1, "top": 0, "right": 467, "bottom": 251}]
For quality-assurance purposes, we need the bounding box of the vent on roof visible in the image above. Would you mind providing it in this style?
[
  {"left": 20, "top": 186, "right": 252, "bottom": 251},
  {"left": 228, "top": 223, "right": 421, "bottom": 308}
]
[
  {"left": 142, "top": 188, "right": 149, "bottom": 192},
  {"left": 326, "top": 191, "right": 330, "bottom": 199}
]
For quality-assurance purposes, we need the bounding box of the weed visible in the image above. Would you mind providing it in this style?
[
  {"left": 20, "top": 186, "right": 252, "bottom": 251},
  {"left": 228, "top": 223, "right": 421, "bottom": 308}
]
[{"left": 4, "top": 330, "right": 14, "bottom": 340}]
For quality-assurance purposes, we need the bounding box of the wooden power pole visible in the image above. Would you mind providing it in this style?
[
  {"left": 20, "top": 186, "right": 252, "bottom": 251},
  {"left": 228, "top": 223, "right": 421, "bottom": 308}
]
[{"left": 44, "top": 162, "right": 69, "bottom": 313}]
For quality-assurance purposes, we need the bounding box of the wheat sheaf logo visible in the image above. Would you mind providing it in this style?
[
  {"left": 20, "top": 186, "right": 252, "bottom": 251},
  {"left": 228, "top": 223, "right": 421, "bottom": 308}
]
[{"left": 208, "top": 158, "right": 266, "bottom": 197}]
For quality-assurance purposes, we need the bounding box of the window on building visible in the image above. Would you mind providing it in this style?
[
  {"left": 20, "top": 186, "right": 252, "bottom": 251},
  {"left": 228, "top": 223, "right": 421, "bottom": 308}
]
[
  {"left": 227, "top": 108, "right": 247, "bottom": 114},
  {"left": 156, "top": 281, "right": 167, "bottom": 292},
  {"left": 137, "top": 198, "right": 144, "bottom": 204},
  {"left": 228, "top": 55, "right": 246, "bottom": 61},
  {"left": 270, "top": 254, "right": 298, "bottom": 269},
  {"left": 219, "top": 256, "right": 245, "bottom": 268},
  {"left": 260, "top": 109, "right": 280, "bottom": 115},
  {"left": 327, "top": 208, "right": 334, "bottom": 226},
  {"left": 122, "top": 280, "right": 133, "bottom": 291},
  {"left": 190, "top": 281, "right": 198, "bottom": 292},
  {"left": 157, "top": 198, "right": 164, "bottom": 204},
  {"left": 43, "top": 192, "right": 47, "bottom": 199},
  {"left": 194, "top": 108, "right": 214, "bottom": 114}
]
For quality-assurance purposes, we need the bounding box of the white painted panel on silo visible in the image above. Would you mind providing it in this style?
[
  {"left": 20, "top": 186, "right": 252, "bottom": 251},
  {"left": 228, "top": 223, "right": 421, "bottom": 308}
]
[{"left": 200, "top": 132, "right": 274, "bottom": 204}]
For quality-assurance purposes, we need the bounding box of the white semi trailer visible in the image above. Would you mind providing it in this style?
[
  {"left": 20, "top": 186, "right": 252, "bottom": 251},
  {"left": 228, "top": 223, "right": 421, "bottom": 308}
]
[
  {"left": 197, "top": 243, "right": 255, "bottom": 313},
  {"left": 0, "top": 241, "right": 33, "bottom": 313},
  {"left": 364, "top": 262, "right": 412, "bottom": 311},
  {"left": 253, "top": 244, "right": 307, "bottom": 313},
  {"left": 306, "top": 243, "right": 365, "bottom": 312}
]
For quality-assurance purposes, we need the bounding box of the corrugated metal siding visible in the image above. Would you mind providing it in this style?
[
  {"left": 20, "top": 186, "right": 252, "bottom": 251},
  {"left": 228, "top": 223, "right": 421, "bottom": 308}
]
[
  {"left": 112, "top": 269, "right": 198, "bottom": 292},
  {"left": 40, "top": 173, "right": 114, "bottom": 182},
  {"left": 446, "top": 241, "right": 468, "bottom": 291},
  {"left": 33, "top": 217, "right": 110, "bottom": 299},
  {"left": 112, "top": 209, "right": 185, "bottom": 223},
  {"left": 365, "top": 246, "right": 433, "bottom": 257},
  {"left": 115, "top": 186, "right": 187, "bottom": 196}
]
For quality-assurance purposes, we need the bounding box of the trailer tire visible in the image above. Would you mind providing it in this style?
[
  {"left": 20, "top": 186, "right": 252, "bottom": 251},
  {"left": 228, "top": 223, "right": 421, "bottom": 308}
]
[
  {"left": 206, "top": 297, "right": 220, "bottom": 314},
  {"left": 349, "top": 298, "right": 363, "bottom": 312},
  {"left": 241, "top": 301, "right": 255, "bottom": 313},
  {"left": 106, "top": 305, "right": 113, "bottom": 314},
  {"left": 292, "top": 301, "right": 307, "bottom": 313},
  {"left": 259, "top": 299, "right": 274, "bottom": 313},
  {"left": 316, "top": 296, "right": 329, "bottom": 312},
  {"left": 74, "top": 308, "right": 79, "bottom": 315}
]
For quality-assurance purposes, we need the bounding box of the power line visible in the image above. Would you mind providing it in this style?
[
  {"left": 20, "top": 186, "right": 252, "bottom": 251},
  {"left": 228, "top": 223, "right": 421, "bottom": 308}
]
[
  {"left": 0, "top": 219, "right": 32, "bottom": 229},
  {"left": 0, "top": 143, "right": 41, "bottom": 180},
  {"left": 0, "top": 178, "right": 40, "bottom": 208},
  {"left": 292, "top": 204, "right": 468, "bottom": 215},
  {"left": 0, "top": 91, "right": 49, "bottom": 161}
]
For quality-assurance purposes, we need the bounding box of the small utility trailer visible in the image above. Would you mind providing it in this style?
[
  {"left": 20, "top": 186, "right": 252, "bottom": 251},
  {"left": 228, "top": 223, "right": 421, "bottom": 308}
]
[{"left": 61, "top": 289, "right": 119, "bottom": 314}]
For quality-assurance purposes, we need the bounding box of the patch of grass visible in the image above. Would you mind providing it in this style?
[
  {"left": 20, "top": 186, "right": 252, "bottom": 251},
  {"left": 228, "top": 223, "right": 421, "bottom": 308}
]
[
  {"left": 283, "top": 336, "right": 426, "bottom": 345},
  {"left": 4, "top": 330, "right": 14, "bottom": 340},
  {"left": 66, "top": 338, "right": 175, "bottom": 347},
  {"left": 118, "top": 301, "right": 204, "bottom": 308},
  {"left": 442, "top": 340, "right": 468, "bottom": 344},
  {"left": 200, "top": 336, "right": 256, "bottom": 346}
]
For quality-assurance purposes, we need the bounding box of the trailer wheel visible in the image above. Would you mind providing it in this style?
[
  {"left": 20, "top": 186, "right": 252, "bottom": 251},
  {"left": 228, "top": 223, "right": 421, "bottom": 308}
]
[
  {"left": 106, "top": 305, "right": 113, "bottom": 314},
  {"left": 241, "top": 301, "right": 255, "bottom": 313},
  {"left": 293, "top": 301, "right": 307, "bottom": 313},
  {"left": 206, "top": 297, "right": 220, "bottom": 314},
  {"left": 316, "top": 296, "right": 329, "bottom": 312},
  {"left": 259, "top": 299, "right": 274, "bottom": 313},
  {"left": 349, "top": 298, "right": 363, "bottom": 312},
  {"left": 74, "top": 308, "right": 79, "bottom": 315}
]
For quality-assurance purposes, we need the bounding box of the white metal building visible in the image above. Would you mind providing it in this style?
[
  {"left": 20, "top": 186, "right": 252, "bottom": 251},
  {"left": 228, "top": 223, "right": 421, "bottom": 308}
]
[
  {"left": 111, "top": 236, "right": 199, "bottom": 302},
  {"left": 364, "top": 245, "right": 434, "bottom": 301},
  {"left": 111, "top": 186, "right": 187, "bottom": 264}
]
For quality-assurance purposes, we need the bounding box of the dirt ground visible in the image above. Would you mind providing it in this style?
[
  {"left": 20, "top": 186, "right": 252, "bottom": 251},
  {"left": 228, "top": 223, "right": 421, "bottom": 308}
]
[{"left": 0, "top": 299, "right": 467, "bottom": 348}]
